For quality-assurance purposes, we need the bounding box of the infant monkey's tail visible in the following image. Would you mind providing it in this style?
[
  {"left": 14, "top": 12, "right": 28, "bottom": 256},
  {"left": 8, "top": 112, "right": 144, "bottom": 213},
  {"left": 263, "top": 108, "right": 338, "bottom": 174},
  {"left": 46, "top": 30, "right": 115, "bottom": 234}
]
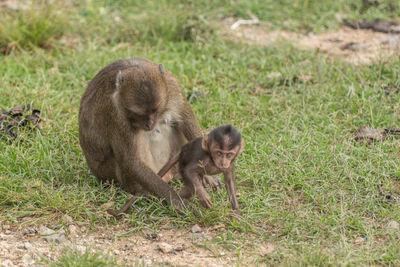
[{"left": 157, "top": 153, "right": 180, "bottom": 178}]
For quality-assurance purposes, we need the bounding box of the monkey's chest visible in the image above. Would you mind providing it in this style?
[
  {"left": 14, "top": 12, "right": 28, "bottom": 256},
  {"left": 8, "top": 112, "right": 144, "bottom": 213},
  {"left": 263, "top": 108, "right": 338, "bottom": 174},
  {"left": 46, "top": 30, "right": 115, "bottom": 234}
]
[{"left": 138, "top": 123, "right": 185, "bottom": 172}]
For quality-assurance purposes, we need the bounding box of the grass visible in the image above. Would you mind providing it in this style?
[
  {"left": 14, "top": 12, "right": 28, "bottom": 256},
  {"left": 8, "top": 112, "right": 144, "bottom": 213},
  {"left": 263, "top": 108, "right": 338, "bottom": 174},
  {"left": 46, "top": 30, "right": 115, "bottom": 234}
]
[
  {"left": 0, "top": 2, "right": 69, "bottom": 54},
  {"left": 43, "top": 248, "right": 121, "bottom": 267},
  {"left": 1, "top": 0, "right": 400, "bottom": 265}
]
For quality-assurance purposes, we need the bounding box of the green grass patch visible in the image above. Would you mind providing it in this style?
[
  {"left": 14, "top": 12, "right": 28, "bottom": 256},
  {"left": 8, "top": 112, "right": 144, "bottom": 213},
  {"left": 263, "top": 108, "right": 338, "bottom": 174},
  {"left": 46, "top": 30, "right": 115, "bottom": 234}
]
[
  {"left": 0, "top": 2, "right": 69, "bottom": 54},
  {"left": 44, "top": 248, "right": 121, "bottom": 267}
]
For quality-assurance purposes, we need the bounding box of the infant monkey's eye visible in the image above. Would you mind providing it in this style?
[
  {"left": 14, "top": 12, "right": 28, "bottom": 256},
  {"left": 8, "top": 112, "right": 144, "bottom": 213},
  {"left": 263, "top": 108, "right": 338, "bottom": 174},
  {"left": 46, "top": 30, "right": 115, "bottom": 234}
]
[
  {"left": 226, "top": 153, "right": 232, "bottom": 158},
  {"left": 216, "top": 152, "right": 222, "bottom": 157}
]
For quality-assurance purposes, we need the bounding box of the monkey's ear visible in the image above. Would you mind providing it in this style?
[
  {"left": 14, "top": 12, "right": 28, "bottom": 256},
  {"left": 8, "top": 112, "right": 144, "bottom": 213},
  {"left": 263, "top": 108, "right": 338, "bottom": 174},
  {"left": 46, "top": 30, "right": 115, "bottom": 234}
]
[
  {"left": 201, "top": 136, "right": 209, "bottom": 151},
  {"left": 116, "top": 70, "right": 124, "bottom": 91},
  {"left": 159, "top": 64, "right": 165, "bottom": 75},
  {"left": 238, "top": 139, "right": 244, "bottom": 154}
]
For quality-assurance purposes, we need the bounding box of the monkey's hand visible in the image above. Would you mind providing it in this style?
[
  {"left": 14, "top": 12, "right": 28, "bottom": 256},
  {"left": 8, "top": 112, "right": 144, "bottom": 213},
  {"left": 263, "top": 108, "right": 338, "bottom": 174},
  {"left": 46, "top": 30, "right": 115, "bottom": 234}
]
[
  {"left": 201, "top": 175, "right": 222, "bottom": 192},
  {"left": 170, "top": 197, "right": 190, "bottom": 215},
  {"left": 197, "top": 189, "right": 213, "bottom": 208}
]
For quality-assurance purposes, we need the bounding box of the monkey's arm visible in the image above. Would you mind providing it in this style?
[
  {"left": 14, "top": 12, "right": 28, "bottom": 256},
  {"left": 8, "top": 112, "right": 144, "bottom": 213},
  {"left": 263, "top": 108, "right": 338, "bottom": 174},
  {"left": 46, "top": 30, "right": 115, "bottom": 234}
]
[
  {"left": 111, "top": 135, "right": 186, "bottom": 211},
  {"left": 157, "top": 152, "right": 180, "bottom": 178},
  {"left": 180, "top": 101, "right": 202, "bottom": 141}
]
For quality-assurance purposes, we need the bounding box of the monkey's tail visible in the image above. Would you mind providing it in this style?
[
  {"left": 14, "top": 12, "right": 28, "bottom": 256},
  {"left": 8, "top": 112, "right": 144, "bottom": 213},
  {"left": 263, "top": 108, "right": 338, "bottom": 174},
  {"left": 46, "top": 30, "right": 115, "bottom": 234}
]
[{"left": 157, "top": 153, "right": 180, "bottom": 178}]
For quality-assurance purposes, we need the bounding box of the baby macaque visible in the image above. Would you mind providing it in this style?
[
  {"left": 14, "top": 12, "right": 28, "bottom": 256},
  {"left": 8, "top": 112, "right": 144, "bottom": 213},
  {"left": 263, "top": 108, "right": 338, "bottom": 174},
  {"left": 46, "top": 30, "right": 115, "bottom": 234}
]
[{"left": 159, "top": 124, "right": 244, "bottom": 210}]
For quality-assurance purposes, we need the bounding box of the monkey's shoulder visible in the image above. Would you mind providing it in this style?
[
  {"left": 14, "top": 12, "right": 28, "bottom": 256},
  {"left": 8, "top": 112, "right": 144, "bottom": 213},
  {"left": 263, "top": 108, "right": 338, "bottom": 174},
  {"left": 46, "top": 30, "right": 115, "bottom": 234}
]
[{"left": 179, "top": 137, "right": 208, "bottom": 165}]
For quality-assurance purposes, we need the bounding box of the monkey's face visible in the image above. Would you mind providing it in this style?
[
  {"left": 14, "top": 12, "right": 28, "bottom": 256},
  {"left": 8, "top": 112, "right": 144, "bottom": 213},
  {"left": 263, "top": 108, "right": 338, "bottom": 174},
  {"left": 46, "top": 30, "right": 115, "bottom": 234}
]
[
  {"left": 201, "top": 126, "right": 245, "bottom": 171},
  {"left": 210, "top": 144, "right": 241, "bottom": 170},
  {"left": 119, "top": 79, "right": 168, "bottom": 131}
]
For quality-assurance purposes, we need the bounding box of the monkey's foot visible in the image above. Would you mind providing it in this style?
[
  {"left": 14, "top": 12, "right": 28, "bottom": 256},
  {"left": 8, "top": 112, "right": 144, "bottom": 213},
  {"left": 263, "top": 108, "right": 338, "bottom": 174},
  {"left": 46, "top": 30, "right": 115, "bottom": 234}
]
[
  {"left": 202, "top": 175, "right": 222, "bottom": 191},
  {"left": 161, "top": 170, "right": 174, "bottom": 183}
]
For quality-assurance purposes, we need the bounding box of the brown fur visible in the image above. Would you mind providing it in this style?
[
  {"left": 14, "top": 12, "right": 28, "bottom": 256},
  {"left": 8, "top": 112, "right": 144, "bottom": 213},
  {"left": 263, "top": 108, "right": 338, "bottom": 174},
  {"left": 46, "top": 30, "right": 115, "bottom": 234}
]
[
  {"left": 79, "top": 58, "right": 202, "bottom": 211},
  {"left": 159, "top": 125, "right": 244, "bottom": 210}
]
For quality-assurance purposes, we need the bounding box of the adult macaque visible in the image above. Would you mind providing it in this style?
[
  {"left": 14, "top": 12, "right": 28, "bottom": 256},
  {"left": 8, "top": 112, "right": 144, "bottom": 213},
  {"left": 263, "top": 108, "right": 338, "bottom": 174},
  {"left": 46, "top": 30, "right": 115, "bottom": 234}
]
[
  {"left": 79, "top": 58, "right": 202, "bottom": 212},
  {"left": 159, "top": 124, "right": 244, "bottom": 210}
]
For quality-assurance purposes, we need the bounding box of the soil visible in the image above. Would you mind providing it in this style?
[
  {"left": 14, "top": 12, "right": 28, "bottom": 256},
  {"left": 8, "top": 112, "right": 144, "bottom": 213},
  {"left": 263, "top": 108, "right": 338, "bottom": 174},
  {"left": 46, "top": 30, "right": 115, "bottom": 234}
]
[
  {"left": 0, "top": 220, "right": 274, "bottom": 266},
  {"left": 222, "top": 18, "right": 400, "bottom": 65}
]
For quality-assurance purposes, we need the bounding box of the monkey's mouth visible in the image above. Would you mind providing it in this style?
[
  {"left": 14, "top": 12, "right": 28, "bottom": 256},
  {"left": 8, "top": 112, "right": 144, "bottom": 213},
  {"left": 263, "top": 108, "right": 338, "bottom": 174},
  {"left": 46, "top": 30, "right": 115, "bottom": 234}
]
[{"left": 217, "top": 166, "right": 229, "bottom": 171}]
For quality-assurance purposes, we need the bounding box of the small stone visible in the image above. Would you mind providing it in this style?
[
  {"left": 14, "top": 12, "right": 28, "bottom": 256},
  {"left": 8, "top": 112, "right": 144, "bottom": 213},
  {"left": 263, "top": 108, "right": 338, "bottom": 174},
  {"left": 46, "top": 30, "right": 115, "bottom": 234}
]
[
  {"left": 380, "top": 35, "right": 400, "bottom": 47},
  {"left": 39, "top": 226, "right": 56, "bottom": 236},
  {"left": 144, "top": 232, "right": 159, "bottom": 241},
  {"left": 39, "top": 226, "right": 67, "bottom": 244},
  {"left": 191, "top": 224, "right": 202, "bottom": 233},
  {"left": 174, "top": 244, "right": 187, "bottom": 252},
  {"left": 386, "top": 220, "right": 399, "bottom": 231},
  {"left": 192, "top": 233, "right": 204, "bottom": 242},
  {"left": 4, "top": 230, "right": 11, "bottom": 234},
  {"left": 22, "top": 254, "right": 34, "bottom": 265},
  {"left": 123, "top": 244, "right": 133, "bottom": 251},
  {"left": 2, "top": 225, "right": 11, "bottom": 230},
  {"left": 68, "top": 225, "right": 79, "bottom": 237},
  {"left": 158, "top": 242, "right": 174, "bottom": 253},
  {"left": 62, "top": 215, "right": 73, "bottom": 224},
  {"left": 21, "top": 226, "right": 37, "bottom": 235},
  {"left": 24, "top": 242, "right": 32, "bottom": 250}
]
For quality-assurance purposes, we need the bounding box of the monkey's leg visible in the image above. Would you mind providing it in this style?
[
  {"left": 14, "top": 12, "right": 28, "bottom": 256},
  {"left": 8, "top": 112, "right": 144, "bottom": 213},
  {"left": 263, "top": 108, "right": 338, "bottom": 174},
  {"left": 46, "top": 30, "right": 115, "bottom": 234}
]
[{"left": 180, "top": 182, "right": 195, "bottom": 200}]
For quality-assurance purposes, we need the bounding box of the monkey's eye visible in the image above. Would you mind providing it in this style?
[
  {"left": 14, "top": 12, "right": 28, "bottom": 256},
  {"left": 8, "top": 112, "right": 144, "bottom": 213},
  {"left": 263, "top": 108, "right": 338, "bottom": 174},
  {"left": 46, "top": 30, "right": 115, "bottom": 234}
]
[
  {"left": 216, "top": 152, "right": 222, "bottom": 157},
  {"left": 226, "top": 153, "right": 232, "bottom": 158}
]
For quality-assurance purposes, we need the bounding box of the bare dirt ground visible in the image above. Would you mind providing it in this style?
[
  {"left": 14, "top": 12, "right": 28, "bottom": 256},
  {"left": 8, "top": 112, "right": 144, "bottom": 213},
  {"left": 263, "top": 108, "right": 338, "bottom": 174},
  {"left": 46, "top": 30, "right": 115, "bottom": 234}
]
[
  {"left": 222, "top": 18, "right": 400, "bottom": 65},
  {"left": 0, "top": 218, "right": 274, "bottom": 266}
]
